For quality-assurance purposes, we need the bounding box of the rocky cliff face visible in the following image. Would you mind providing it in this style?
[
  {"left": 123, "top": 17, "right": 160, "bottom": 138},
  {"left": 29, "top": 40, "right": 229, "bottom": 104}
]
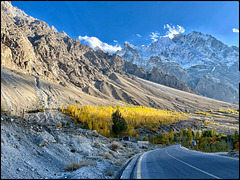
[
  {"left": 1, "top": 1, "right": 195, "bottom": 98},
  {"left": 116, "top": 32, "right": 239, "bottom": 104}
]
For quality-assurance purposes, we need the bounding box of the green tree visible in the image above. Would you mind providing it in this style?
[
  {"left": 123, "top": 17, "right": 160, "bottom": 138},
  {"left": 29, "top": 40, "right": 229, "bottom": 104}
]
[
  {"left": 155, "top": 133, "right": 164, "bottom": 144},
  {"left": 168, "top": 129, "right": 174, "bottom": 143},
  {"left": 163, "top": 133, "right": 169, "bottom": 144},
  {"left": 195, "top": 130, "right": 201, "bottom": 140},
  {"left": 216, "top": 139, "right": 229, "bottom": 152},
  {"left": 179, "top": 127, "right": 184, "bottom": 139},
  {"left": 112, "top": 109, "right": 128, "bottom": 137},
  {"left": 187, "top": 126, "right": 193, "bottom": 142},
  {"left": 82, "top": 122, "right": 89, "bottom": 129},
  {"left": 202, "top": 129, "right": 216, "bottom": 137}
]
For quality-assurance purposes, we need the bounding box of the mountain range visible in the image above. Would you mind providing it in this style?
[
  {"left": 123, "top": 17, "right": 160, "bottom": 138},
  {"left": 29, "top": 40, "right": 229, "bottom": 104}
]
[
  {"left": 1, "top": 1, "right": 238, "bottom": 116},
  {"left": 116, "top": 32, "right": 239, "bottom": 104}
]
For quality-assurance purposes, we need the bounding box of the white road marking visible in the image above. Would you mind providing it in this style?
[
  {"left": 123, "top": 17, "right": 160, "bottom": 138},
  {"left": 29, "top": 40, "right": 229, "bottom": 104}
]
[
  {"left": 137, "top": 152, "right": 146, "bottom": 179},
  {"left": 165, "top": 150, "right": 221, "bottom": 179},
  {"left": 179, "top": 145, "right": 239, "bottom": 161}
]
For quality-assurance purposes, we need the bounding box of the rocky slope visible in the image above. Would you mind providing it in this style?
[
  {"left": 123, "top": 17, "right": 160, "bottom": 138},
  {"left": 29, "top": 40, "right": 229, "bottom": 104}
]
[
  {"left": 1, "top": 1, "right": 239, "bottom": 114},
  {"left": 1, "top": 110, "right": 154, "bottom": 179},
  {"left": 1, "top": 1, "right": 238, "bottom": 116},
  {"left": 1, "top": 0, "right": 195, "bottom": 112},
  {"left": 116, "top": 32, "right": 239, "bottom": 104}
]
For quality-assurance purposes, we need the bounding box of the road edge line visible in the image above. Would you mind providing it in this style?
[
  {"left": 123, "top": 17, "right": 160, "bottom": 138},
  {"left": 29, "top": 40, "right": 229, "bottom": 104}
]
[
  {"left": 136, "top": 152, "right": 146, "bottom": 179},
  {"left": 116, "top": 152, "right": 142, "bottom": 179},
  {"left": 180, "top": 145, "right": 239, "bottom": 161}
]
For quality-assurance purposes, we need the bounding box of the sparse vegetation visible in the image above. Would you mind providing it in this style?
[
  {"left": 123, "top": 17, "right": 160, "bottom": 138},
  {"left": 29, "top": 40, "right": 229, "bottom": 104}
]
[
  {"left": 58, "top": 122, "right": 62, "bottom": 127},
  {"left": 108, "top": 141, "right": 121, "bottom": 151},
  {"left": 1, "top": 109, "right": 11, "bottom": 115},
  {"left": 218, "top": 108, "right": 239, "bottom": 114},
  {"left": 113, "top": 159, "right": 122, "bottom": 166},
  {"left": 195, "top": 111, "right": 209, "bottom": 115},
  {"left": 234, "top": 142, "right": 239, "bottom": 151},
  {"left": 27, "top": 107, "right": 45, "bottom": 113},
  {"left": 127, "top": 152, "right": 136, "bottom": 158},
  {"left": 65, "top": 160, "right": 96, "bottom": 171},
  {"left": 104, "top": 152, "right": 111, "bottom": 160},
  {"left": 37, "top": 107, "right": 45, "bottom": 112},
  {"left": 93, "top": 141, "right": 100, "bottom": 149}
]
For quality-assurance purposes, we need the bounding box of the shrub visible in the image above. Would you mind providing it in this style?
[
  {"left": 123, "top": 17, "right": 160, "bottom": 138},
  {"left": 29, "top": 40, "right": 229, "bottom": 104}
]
[
  {"left": 58, "top": 122, "right": 62, "bottom": 127},
  {"left": 127, "top": 152, "right": 136, "bottom": 158},
  {"left": 66, "top": 122, "right": 70, "bottom": 128},
  {"left": 65, "top": 160, "right": 96, "bottom": 171},
  {"left": 113, "top": 159, "right": 122, "bottom": 166},
  {"left": 93, "top": 141, "right": 100, "bottom": 149},
  {"left": 104, "top": 152, "right": 111, "bottom": 159},
  {"left": 215, "top": 139, "right": 229, "bottom": 152},
  {"left": 195, "top": 111, "right": 209, "bottom": 115},
  {"left": 234, "top": 142, "right": 239, "bottom": 151},
  {"left": 104, "top": 169, "right": 114, "bottom": 176},
  {"left": 108, "top": 141, "right": 121, "bottom": 151},
  {"left": 142, "top": 137, "right": 148, "bottom": 141},
  {"left": 82, "top": 122, "right": 89, "bottom": 129},
  {"left": 109, "top": 150, "right": 119, "bottom": 159},
  {"left": 202, "top": 129, "right": 216, "bottom": 137},
  {"left": 38, "top": 107, "right": 45, "bottom": 112},
  {"left": 218, "top": 108, "right": 239, "bottom": 114}
]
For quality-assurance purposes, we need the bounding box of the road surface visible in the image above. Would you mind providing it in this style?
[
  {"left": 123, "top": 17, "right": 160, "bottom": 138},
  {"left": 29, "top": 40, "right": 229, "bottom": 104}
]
[{"left": 131, "top": 145, "right": 239, "bottom": 179}]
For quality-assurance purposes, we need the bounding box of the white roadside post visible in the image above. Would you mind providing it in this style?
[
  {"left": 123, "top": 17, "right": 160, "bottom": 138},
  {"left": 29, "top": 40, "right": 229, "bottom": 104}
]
[{"left": 192, "top": 140, "right": 197, "bottom": 150}]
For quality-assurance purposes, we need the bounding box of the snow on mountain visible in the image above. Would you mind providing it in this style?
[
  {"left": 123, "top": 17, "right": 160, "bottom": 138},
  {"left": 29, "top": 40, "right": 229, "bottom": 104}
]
[{"left": 116, "top": 31, "right": 239, "bottom": 104}]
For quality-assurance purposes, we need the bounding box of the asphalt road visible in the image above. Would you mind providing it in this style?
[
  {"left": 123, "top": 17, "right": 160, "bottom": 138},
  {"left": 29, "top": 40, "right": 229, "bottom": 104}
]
[{"left": 131, "top": 145, "right": 239, "bottom": 179}]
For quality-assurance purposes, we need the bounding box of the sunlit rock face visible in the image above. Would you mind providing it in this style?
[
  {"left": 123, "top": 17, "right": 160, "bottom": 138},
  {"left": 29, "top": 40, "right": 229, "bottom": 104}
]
[{"left": 1, "top": 1, "right": 194, "bottom": 98}]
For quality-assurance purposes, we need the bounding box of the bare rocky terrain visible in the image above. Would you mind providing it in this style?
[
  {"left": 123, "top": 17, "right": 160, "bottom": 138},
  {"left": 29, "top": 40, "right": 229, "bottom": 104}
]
[
  {"left": 1, "top": 110, "right": 156, "bottom": 179},
  {"left": 1, "top": 1, "right": 199, "bottom": 115},
  {"left": 2, "top": 66, "right": 237, "bottom": 117}
]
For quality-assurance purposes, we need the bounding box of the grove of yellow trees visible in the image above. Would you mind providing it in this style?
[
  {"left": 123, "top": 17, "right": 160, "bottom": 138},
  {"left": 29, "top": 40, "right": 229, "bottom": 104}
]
[{"left": 61, "top": 104, "right": 188, "bottom": 137}]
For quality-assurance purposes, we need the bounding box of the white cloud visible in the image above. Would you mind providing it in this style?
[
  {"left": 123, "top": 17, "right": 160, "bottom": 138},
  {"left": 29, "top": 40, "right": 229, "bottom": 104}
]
[
  {"left": 78, "top": 35, "right": 121, "bottom": 53},
  {"left": 150, "top": 32, "right": 160, "bottom": 42},
  {"left": 233, "top": 28, "right": 239, "bottom": 33},
  {"left": 136, "top": 34, "right": 141, "bottom": 37},
  {"left": 113, "top": 40, "right": 118, "bottom": 43},
  {"left": 163, "top": 24, "right": 185, "bottom": 39}
]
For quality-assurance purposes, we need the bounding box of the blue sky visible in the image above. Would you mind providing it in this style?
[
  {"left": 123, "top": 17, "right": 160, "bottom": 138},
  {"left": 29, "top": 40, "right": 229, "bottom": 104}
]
[{"left": 12, "top": 1, "right": 239, "bottom": 53}]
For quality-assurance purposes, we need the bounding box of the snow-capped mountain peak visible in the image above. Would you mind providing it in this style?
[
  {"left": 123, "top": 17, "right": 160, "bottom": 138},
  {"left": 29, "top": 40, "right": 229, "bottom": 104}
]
[{"left": 116, "top": 31, "right": 239, "bottom": 104}]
